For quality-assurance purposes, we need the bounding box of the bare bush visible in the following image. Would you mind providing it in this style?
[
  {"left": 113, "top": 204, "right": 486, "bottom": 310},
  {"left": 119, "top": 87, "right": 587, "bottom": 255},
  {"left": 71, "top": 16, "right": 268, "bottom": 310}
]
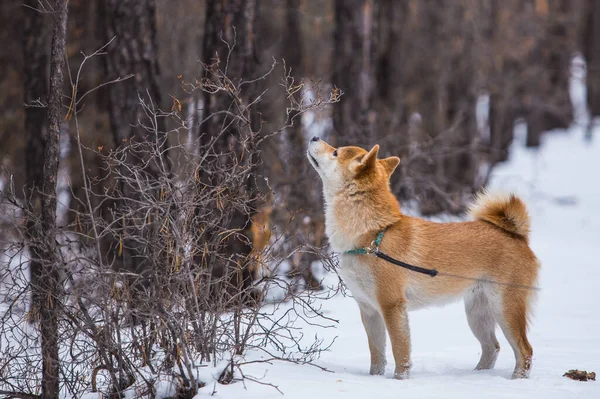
[{"left": 0, "top": 41, "right": 340, "bottom": 398}]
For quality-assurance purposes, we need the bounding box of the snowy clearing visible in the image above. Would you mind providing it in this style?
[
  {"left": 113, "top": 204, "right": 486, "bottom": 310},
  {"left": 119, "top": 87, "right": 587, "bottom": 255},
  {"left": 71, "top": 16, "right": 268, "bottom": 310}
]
[{"left": 198, "top": 125, "right": 600, "bottom": 399}]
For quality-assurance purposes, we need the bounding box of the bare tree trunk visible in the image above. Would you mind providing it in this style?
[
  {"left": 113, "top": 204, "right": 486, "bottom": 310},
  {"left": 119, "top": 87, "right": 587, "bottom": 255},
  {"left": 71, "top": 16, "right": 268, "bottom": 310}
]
[
  {"left": 99, "top": 0, "right": 168, "bottom": 304},
  {"left": 489, "top": 88, "right": 516, "bottom": 163},
  {"left": 526, "top": 0, "right": 575, "bottom": 147},
  {"left": 524, "top": 0, "right": 547, "bottom": 148},
  {"left": 199, "top": 0, "right": 259, "bottom": 298},
  {"left": 23, "top": 0, "right": 50, "bottom": 318},
  {"left": 201, "top": 0, "right": 258, "bottom": 144},
  {"left": 282, "top": 0, "right": 322, "bottom": 290},
  {"left": 40, "top": 2, "right": 68, "bottom": 397},
  {"left": 440, "top": 2, "right": 480, "bottom": 212},
  {"left": 332, "top": 0, "right": 378, "bottom": 146},
  {"left": 375, "top": 0, "right": 408, "bottom": 150},
  {"left": 100, "top": 0, "right": 165, "bottom": 148},
  {"left": 583, "top": 0, "right": 600, "bottom": 122},
  {"left": 403, "top": 0, "right": 449, "bottom": 215},
  {"left": 488, "top": 0, "right": 516, "bottom": 163}
]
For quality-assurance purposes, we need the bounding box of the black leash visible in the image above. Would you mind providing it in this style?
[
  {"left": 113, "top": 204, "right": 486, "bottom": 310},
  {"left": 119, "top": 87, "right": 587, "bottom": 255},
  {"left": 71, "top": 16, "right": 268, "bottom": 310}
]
[{"left": 372, "top": 250, "right": 438, "bottom": 277}]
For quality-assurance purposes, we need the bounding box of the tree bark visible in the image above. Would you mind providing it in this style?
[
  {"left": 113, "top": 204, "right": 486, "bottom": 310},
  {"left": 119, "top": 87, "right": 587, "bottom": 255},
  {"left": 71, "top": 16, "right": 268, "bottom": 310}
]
[
  {"left": 99, "top": 0, "right": 168, "bottom": 299},
  {"left": 583, "top": 0, "right": 600, "bottom": 120},
  {"left": 201, "top": 0, "right": 257, "bottom": 146},
  {"left": 40, "top": 2, "right": 69, "bottom": 398},
  {"left": 488, "top": 0, "right": 516, "bottom": 163},
  {"left": 375, "top": 0, "right": 408, "bottom": 150},
  {"left": 401, "top": 0, "right": 449, "bottom": 214},
  {"left": 440, "top": 2, "right": 479, "bottom": 212},
  {"left": 282, "top": 0, "right": 322, "bottom": 290},
  {"left": 23, "top": 0, "right": 50, "bottom": 319},
  {"left": 100, "top": 0, "right": 165, "bottom": 148},
  {"left": 332, "top": 0, "right": 378, "bottom": 147},
  {"left": 526, "top": 0, "right": 574, "bottom": 147},
  {"left": 199, "top": 0, "right": 259, "bottom": 298}
]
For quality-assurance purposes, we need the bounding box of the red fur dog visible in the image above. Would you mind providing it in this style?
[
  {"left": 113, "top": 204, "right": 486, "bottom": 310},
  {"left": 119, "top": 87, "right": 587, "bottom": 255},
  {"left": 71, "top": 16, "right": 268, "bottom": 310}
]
[{"left": 307, "top": 137, "right": 539, "bottom": 379}]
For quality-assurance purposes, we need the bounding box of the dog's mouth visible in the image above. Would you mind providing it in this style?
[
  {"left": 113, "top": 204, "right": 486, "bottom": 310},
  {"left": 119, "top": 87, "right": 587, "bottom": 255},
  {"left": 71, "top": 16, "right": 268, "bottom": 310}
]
[{"left": 308, "top": 152, "right": 319, "bottom": 169}]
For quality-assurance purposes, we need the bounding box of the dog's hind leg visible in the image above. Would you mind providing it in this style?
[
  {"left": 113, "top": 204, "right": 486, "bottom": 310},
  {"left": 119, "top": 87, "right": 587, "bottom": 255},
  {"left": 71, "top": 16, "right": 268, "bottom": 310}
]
[
  {"left": 497, "top": 288, "right": 533, "bottom": 379},
  {"left": 359, "top": 302, "right": 387, "bottom": 375},
  {"left": 464, "top": 285, "right": 500, "bottom": 370}
]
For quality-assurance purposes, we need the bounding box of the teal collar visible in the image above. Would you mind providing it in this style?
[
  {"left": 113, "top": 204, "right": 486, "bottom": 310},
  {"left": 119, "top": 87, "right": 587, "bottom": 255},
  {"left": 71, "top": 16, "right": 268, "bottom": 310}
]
[{"left": 345, "top": 228, "right": 387, "bottom": 255}]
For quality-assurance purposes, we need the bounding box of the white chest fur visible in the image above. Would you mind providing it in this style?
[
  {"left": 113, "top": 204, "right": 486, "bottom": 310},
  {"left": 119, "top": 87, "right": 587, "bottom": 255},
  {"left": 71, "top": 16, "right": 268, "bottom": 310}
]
[
  {"left": 338, "top": 254, "right": 379, "bottom": 310},
  {"left": 325, "top": 206, "right": 356, "bottom": 252},
  {"left": 324, "top": 201, "right": 381, "bottom": 309}
]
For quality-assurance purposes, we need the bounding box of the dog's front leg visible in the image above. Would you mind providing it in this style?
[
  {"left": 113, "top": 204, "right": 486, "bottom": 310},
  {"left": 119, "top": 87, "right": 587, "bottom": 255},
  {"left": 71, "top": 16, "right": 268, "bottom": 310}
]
[
  {"left": 358, "top": 302, "right": 387, "bottom": 375},
  {"left": 382, "top": 302, "right": 411, "bottom": 379}
]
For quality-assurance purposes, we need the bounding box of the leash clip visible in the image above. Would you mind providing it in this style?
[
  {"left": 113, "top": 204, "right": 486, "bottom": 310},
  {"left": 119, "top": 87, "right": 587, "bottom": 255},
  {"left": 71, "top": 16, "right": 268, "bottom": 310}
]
[{"left": 366, "top": 240, "right": 379, "bottom": 255}]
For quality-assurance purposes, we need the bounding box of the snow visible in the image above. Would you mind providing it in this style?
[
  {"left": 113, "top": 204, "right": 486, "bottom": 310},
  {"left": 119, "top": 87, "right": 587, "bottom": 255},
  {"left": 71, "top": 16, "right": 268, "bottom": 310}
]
[
  {"left": 4, "top": 61, "right": 600, "bottom": 399},
  {"left": 193, "top": 125, "right": 600, "bottom": 398},
  {"left": 2, "top": 128, "right": 598, "bottom": 399}
]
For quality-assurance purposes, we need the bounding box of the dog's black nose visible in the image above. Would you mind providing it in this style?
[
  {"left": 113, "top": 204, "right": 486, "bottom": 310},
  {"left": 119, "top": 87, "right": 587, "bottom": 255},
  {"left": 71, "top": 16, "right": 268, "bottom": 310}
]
[{"left": 311, "top": 136, "right": 320, "bottom": 142}]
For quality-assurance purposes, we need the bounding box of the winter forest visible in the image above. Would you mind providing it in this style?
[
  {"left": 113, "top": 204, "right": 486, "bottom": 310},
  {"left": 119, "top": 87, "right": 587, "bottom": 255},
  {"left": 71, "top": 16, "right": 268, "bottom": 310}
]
[{"left": 1, "top": 0, "right": 599, "bottom": 398}]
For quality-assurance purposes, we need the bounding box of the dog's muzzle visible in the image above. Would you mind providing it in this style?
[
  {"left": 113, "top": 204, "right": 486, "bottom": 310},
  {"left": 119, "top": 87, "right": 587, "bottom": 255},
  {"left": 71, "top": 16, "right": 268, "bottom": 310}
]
[{"left": 307, "top": 151, "right": 319, "bottom": 168}]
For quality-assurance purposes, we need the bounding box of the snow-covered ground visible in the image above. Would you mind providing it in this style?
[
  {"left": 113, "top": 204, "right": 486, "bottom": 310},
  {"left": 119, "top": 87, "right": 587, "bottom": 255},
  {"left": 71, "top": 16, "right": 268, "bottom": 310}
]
[{"left": 198, "top": 125, "right": 600, "bottom": 398}]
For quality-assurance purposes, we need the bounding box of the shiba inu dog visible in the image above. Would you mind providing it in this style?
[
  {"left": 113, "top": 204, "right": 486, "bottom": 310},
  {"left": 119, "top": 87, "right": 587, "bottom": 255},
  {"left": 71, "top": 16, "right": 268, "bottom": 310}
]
[{"left": 307, "top": 137, "right": 539, "bottom": 380}]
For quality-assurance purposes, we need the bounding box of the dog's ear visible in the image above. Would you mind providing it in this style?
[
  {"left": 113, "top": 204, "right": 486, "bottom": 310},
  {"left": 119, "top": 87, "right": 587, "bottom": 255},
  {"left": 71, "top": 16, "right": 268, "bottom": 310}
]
[
  {"left": 380, "top": 156, "right": 400, "bottom": 176},
  {"left": 351, "top": 144, "right": 379, "bottom": 174},
  {"left": 361, "top": 144, "right": 379, "bottom": 167}
]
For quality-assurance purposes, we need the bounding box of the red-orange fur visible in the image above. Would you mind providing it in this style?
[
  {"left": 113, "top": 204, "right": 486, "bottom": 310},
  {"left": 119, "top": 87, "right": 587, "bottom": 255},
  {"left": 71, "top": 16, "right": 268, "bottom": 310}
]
[
  {"left": 249, "top": 204, "right": 273, "bottom": 279},
  {"left": 469, "top": 191, "right": 531, "bottom": 239},
  {"left": 307, "top": 139, "right": 540, "bottom": 380}
]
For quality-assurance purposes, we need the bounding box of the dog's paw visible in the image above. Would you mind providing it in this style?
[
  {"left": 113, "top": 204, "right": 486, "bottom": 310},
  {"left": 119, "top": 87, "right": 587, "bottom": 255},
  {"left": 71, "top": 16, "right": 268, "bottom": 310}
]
[
  {"left": 394, "top": 363, "right": 411, "bottom": 380},
  {"left": 394, "top": 370, "right": 410, "bottom": 380},
  {"left": 511, "top": 368, "right": 530, "bottom": 379},
  {"left": 370, "top": 361, "right": 386, "bottom": 375}
]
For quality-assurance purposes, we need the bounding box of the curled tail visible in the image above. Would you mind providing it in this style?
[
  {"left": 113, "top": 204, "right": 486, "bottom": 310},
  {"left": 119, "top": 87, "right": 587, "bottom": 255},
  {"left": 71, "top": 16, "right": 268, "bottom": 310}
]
[{"left": 469, "top": 191, "right": 531, "bottom": 239}]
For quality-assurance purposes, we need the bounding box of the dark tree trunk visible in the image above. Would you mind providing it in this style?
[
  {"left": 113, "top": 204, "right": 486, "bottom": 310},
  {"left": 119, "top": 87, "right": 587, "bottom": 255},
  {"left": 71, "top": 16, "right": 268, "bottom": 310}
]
[
  {"left": 99, "top": 0, "right": 168, "bottom": 298},
  {"left": 99, "top": 0, "right": 168, "bottom": 190},
  {"left": 402, "top": 0, "right": 449, "bottom": 215},
  {"left": 440, "top": 2, "right": 480, "bottom": 212},
  {"left": 489, "top": 92, "right": 516, "bottom": 162},
  {"left": 375, "top": 0, "right": 408, "bottom": 150},
  {"left": 526, "top": 0, "right": 574, "bottom": 147},
  {"left": 40, "top": 2, "right": 68, "bottom": 398},
  {"left": 199, "top": 0, "right": 259, "bottom": 298},
  {"left": 332, "top": 0, "right": 378, "bottom": 147},
  {"left": 100, "top": 0, "right": 165, "bottom": 148},
  {"left": 283, "top": 0, "right": 307, "bottom": 232},
  {"left": 202, "top": 0, "right": 257, "bottom": 144},
  {"left": 282, "top": 0, "right": 322, "bottom": 290},
  {"left": 583, "top": 0, "right": 600, "bottom": 121},
  {"left": 442, "top": 77, "right": 479, "bottom": 212},
  {"left": 23, "top": 0, "right": 50, "bottom": 319},
  {"left": 488, "top": 0, "right": 516, "bottom": 163}
]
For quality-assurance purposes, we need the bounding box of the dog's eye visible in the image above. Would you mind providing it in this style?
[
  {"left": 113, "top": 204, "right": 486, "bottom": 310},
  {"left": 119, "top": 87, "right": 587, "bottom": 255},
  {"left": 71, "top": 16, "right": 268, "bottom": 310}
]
[{"left": 332, "top": 150, "right": 338, "bottom": 157}]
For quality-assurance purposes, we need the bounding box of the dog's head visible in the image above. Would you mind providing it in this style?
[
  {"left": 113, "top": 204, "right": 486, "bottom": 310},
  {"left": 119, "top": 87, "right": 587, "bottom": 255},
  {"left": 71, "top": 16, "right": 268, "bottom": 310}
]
[{"left": 307, "top": 137, "right": 400, "bottom": 197}]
